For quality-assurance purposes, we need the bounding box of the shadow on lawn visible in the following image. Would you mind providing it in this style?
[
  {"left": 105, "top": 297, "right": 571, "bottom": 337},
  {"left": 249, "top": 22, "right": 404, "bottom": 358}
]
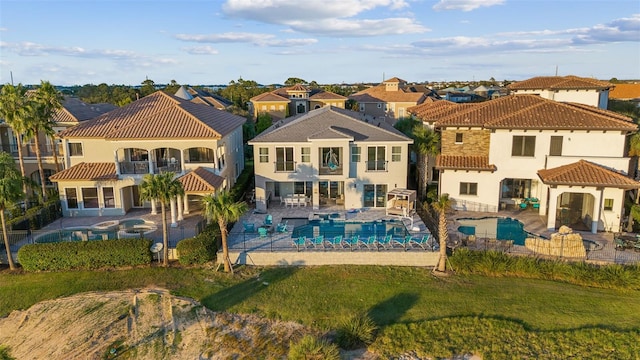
[
  {"left": 199, "top": 265, "right": 299, "bottom": 311},
  {"left": 368, "top": 292, "right": 419, "bottom": 327}
]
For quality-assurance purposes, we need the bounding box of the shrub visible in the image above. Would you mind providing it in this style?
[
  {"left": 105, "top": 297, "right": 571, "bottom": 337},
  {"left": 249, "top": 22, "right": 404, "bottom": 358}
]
[
  {"left": 177, "top": 234, "right": 217, "bottom": 265},
  {"left": 18, "top": 239, "right": 152, "bottom": 271},
  {"left": 0, "top": 346, "right": 15, "bottom": 360},
  {"left": 288, "top": 335, "right": 339, "bottom": 360},
  {"left": 335, "top": 313, "right": 377, "bottom": 349}
]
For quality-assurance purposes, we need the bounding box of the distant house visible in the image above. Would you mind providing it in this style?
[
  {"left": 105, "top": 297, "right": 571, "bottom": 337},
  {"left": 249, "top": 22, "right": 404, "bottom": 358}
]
[
  {"left": 416, "top": 94, "right": 639, "bottom": 233},
  {"left": 609, "top": 83, "right": 640, "bottom": 105},
  {"left": 249, "top": 84, "right": 347, "bottom": 120},
  {"left": 51, "top": 91, "right": 245, "bottom": 224},
  {"left": 249, "top": 106, "right": 412, "bottom": 212},
  {"left": 349, "top": 77, "right": 437, "bottom": 123},
  {"left": 0, "top": 96, "right": 115, "bottom": 190},
  {"left": 174, "top": 85, "right": 233, "bottom": 110},
  {"left": 507, "top": 75, "right": 612, "bottom": 109}
]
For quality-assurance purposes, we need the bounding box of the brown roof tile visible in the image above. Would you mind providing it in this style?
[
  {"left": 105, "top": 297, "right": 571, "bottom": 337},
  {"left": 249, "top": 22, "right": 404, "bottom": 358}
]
[
  {"left": 609, "top": 83, "right": 640, "bottom": 100},
  {"left": 508, "top": 75, "right": 612, "bottom": 90},
  {"left": 435, "top": 155, "right": 496, "bottom": 171},
  {"left": 408, "top": 101, "right": 477, "bottom": 123},
  {"left": 178, "top": 167, "right": 224, "bottom": 193},
  {"left": 537, "top": 160, "right": 640, "bottom": 189},
  {"left": 250, "top": 92, "right": 290, "bottom": 102},
  {"left": 349, "top": 84, "right": 426, "bottom": 103},
  {"left": 49, "top": 162, "right": 117, "bottom": 181},
  {"left": 59, "top": 92, "right": 245, "bottom": 140}
]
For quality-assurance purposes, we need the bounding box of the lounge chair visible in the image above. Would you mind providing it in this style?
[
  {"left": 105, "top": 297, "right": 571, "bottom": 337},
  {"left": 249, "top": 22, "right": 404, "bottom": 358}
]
[
  {"left": 242, "top": 221, "right": 255, "bottom": 233},
  {"left": 293, "top": 236, "right": 307, "bottom": 251},
  {"left": 264, "top": 214, "right": 273, "bottom": 226},
  {"left": 327, "top": 235, "right": 344, "bottom": 249},
  {"left": 411, "top": 234, "right": 432, "bottom": 250},
  {"left": 258, "top": 227, "right": 268, "bottom": 238},
  {"left": 276, "top": 221, "right": 288, "bottom": 233},
  {"left": 312, "top": 235, "right": 325, "bottom": 249},
  {"left": 344, "top": 235, "right": 359, "bottom": 250},
  {"left": 394, "top": 235, "right": 412, "bottom": 250},
  {"left": 614, "top": 237, "right": 626, "bottom": 250},
  {"left": 360, "top": 235, "right": 379, "bottom": 250},
  {"left": 377, "top": 234, "right": 393, "bottom": 250}
]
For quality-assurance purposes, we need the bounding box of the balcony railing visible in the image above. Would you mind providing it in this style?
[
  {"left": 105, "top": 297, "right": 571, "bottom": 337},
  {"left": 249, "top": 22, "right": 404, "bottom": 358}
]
[
  {"left": 366, "top": 160, "right": 388, "bottom": 172},
  {"left": 119, "top": 161, "right": 150, "bottom": 174},
  {"left": 1, "top": 143, "right": 62, "bottom": 157},
  {"left": 156, "top": 162, "right": 182, "bottom": 174},
  {"left": 274, "top": 161, "right": 296, "bottom": 173},
  {"left": 319, "top": 164, "right": 343, "bottom": 175}
]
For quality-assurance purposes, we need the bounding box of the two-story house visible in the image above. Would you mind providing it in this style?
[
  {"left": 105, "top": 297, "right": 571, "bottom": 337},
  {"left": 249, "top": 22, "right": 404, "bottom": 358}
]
[
  {"left": 349, "top": 77, "right": 435, "bottom": 123},
  {"left": 249, "top": 84, "right": 347, "bottom": 120},
  {"left": 423, "top": 94, "right": 637, "bottom": 233},
  {"left": 50, "top": 91, "right": 245, "bottom": 225},
  {"left": 0, "top": 96, "right": 116, "bottom": 191},
  {"left": 507, "top": 75, "right": 613, "bottom": 109},
  {"left": 249, "top": 106, "right": 412, "bottom": 212}
]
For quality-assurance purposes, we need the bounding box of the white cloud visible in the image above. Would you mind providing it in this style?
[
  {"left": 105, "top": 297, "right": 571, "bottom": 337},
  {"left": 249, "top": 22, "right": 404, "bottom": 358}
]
[
  {"left": 183, "top": 45, "right": 219, "bottom": 55},
  {"left": 433, "top": 0, "right": 505, "bottom": 12},
  {"left": 221, "top": 0, "right": 426, "bottom": 36},
  {"left": 175, "top": 32, "right": 317, "bottom": 47}
]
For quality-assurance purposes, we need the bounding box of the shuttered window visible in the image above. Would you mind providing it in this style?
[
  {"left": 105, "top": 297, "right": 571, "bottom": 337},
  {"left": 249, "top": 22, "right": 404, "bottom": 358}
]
[{"left": 550, "top": 136, "right": 563, "bottom": 156}]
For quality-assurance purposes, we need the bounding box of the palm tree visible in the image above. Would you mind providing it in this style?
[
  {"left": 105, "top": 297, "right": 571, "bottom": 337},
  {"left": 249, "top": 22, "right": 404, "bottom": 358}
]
[
  {"left": 0, "top": 84, "right": 30, "bottom": 200},
  {"left": 0, "top": 152, "right": 25, "bottom": 270},
  {"left": 25, "top": 81, "right": 63, "bottom": 203},
  {"left": 139, "top": 172, "right": 184, "bottom": 266},
  {"left": 201, "top": 190, "right": 248, "bottom": 273},
  {"left": 394, "top": 118, "right": 440, "bottom": 200},
  {"left": 432, "top": 193, "right": 452, "bottom": 273}
]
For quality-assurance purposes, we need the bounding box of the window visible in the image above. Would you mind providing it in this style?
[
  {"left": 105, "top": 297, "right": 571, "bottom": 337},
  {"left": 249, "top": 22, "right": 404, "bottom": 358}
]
[
  {"left": 459, "top": 182, "right": 477, "bottom": 195},
  {"left": 270, "top": 105, "right": 275, "bottom": 110},
  {"left": 66, "top": 188, "right": 78, "bottom": 209},
  {"left": 297, "top": 103, "right": 305, "bottom": 114},
  {"left": 359, "top": 104, "right": 365, "bottom": 112},
  {"left": 455, "top": 133, "right": 463, "bottom": 143},
  {"left": 82, "top": 188, "right": 99, "bottom": 208},
  {"left": 126, "top": 148, "right": 148, "bottom": 161},
  {"left": 351, "top": 146, "right": 361, "bottom": 162},
  {"left": 278, "top": 105, "right": 284, "bottom": 110},
  {"left": 377, "top": 103, "right": 382, "bottom": 108},
  {"left": 259, "top": 147, "right": 269, "bottom": 163},
  {"left": 261, "top": 105, "right": 267, "bottom": 110},
  {"left": 187, "top": 147, "right": 214, "bottom": 163},
  {"left": 275, "top": 147, "right": 294, "bottom": 172},
  {"left": 384, "top": 104, "right": 388, "bottom": 111},
  {"left": 550, "top": 136, "right": 563, "bottom": 156},
  {"left": 367, "top": 146, "right": 386, "bottom": 171},
  {"left": 320, "top": 147, "right": 342, "bottom": 173},
  {"left": 363, "top": 184, "right": 387, "bottom": 208},
  {"left": 392, "top": 146, "right": 401, "bottom": 162},
  {"left": 103, "top": 187, "right": 115, "bottom": 208},
  {"left": 604, "top": 198, "right": 614, "bottom": 211},
  {"left": 68, "top": 143, "right": 83, "bottom": 156},
  {"left": 301, "top": 147, "right": 310, "bottom": 163},
  {"left": 511, "top": 135, "right": 536, "bottom": 157},
  {"left": 217, "top": 146, "right": 226, "bottom": 169},
  {"left": 501, "top": 179, "right": 531, "bottom": 198}
]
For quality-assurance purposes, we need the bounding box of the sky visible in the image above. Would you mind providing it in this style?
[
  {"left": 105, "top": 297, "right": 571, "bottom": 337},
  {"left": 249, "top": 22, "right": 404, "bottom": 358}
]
[{"left": 1, "top": 0, "right": 639, "bottom": 86}]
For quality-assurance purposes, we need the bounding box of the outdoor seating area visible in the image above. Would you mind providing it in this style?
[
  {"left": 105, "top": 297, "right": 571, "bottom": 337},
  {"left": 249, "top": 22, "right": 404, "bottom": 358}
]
[
  {"left": 290, "top": 233, "right": 435, "bottom": 252},
  {"left": 281, "top": 194, "right": 311, "bottom": 208},
  {"left": 519, "top": 198, "right": 540, "bottom": 210},
  {"left": 614, "top": 233, "right": 640, "bottom": 252}
]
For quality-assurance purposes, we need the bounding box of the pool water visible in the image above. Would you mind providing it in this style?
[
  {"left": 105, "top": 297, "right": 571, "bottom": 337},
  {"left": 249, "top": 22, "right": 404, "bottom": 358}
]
[
  {"left": 457, "top": 217, "right": 535, "bottom": 246},
  {"left": 291, "top": 219, "right": 408, "bottom": 239},
  {"left": 35, "top": 218, "right": 155, "bottom": 243}
]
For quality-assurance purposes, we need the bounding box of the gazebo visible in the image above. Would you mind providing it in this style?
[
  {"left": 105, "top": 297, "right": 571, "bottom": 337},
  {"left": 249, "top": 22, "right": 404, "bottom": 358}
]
[{"left": 386, "top": 188, "right": 417, "bottom": 217}]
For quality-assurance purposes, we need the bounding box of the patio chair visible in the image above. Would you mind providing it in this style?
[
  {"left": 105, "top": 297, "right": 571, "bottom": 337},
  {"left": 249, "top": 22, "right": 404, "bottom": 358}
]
[
  {"left": 360, "top": 235, "right": 379, "bottom": 250},
  {"left": 258, "top": 227, "right": 268, "bottom": 238},
  {"left": 344, "top": 235, "right": 359, "bottom": 250},
  {"left": 465, "top": 235, "right": 476, "bottom": 248},
  {"left": 614, "top": 237, "right": 626, "bottom": 250},
  {"left": 411, "top": 234, "right": 432, "bottom": 250},
  {"left": 312, "top": 235, "right": 325, "bottom": 249},
  {"left": 293, "top": 236, "right": 307, "bottom": 251},
  {"left": 276, "top": 221, "right": 288, "bottom": 233},
  {"left": 242, "top": 221, "right": 255, "bottom": 233},
  {"left": 264, "top": 214, "right": 273, "bottom": 226},
  {"left": 327, "top": 235, "right": 344, "bottom": 249},
  {"left": 377, "top": 234, "right": 393, "bottom": 250},
  {"left": 394, "top": 235, "right": 412, "bottom": 250}
]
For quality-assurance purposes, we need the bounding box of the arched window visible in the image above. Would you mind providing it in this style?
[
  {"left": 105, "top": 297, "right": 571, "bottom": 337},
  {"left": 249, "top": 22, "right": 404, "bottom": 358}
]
[{"left": 297, "top": 103, "right": 306, "bottom": 114}]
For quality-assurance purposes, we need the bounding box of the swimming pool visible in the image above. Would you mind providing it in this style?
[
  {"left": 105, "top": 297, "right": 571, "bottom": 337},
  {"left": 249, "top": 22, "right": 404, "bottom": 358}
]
[
  {"left": 457, "top": 217, "right": 537, "bottom": 246},
  {"left": 34, "top": 218, "right": 156, "bottom": 243},
  {"left": 290, "top": 219, "right": 409, "bottom": 239}
]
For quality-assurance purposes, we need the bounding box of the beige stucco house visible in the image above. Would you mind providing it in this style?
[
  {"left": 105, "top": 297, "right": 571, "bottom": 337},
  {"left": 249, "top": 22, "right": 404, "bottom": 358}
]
[
  {"left": 249, "top": 106, "right": 413, "bottom": 212},
  {"left": 507, "top": 75, "right": 613, "bottom": 109},
  {"left": 51, "top": 91, "right": 246, "bottom": 225},
  {"left": 249, "top": 84, "right": 347, "bottom": 120}
]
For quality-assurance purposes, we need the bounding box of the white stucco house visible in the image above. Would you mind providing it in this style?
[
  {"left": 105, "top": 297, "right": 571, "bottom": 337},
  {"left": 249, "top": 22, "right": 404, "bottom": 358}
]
[
  {"left": 249, "top": 106, "right": 413, "bottom": 212},
  {"left": 507, "top": 75, "right": 613, "bottom": 109},
  {"left": 415, "top": 94, "right": 638, "bottom": 233},
  {"left": 51, "top": 91, "right": 246, "bottom": 225}
]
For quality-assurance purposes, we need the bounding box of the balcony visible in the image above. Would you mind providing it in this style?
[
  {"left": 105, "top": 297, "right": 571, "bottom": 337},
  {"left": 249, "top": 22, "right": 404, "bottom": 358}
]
[
  {"left": 366, "top": 160, "right": 388, "bottom": 172},
  {"left": 1, "top": 143, "right": 63, "bottom": 157},
  {"left": 155, "top": 160, "right": 182, "bottom": 174},
  {"left": 119, "top": 161, "right": 150, "bottom": 174},
  {"left": 274, "top": 161, "right": 296, "bottom": 173},
  {"left": 319, "top": 164, "right": 343, "bottom": 175}
]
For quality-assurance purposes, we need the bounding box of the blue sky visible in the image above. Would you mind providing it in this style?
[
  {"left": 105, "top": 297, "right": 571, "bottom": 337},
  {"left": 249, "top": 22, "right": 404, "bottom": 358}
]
[{"left": 1, "top": 0, "right": 639, "bottom": 86}]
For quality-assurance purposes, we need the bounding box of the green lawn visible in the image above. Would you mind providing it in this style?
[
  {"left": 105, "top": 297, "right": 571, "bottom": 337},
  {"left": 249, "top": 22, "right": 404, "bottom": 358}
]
[{"left": 2, "top": 265, "right": 639, "bottom": 332}]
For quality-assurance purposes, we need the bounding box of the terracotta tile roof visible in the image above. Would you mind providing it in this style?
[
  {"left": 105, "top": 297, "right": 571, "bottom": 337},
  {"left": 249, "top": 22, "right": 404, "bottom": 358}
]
[
  {"left": 431, "top": 95, "right": 635, "bottom": 131},
  {"left": 49, "top": 162, "right": 117, "bottom": 181},
  {"left": 250, "top": 106, "right": 411, "bottom": 143},
  {"left": 408, "top": 101, "right": 477, "bottom": 122},
  {"left": 349, "top": 84, "right": 426, "bottom": 103},
  {"left": 537, "top": 160, "right": 640, "bottom": 189},
  {"left": 435, "top": 155, "right": 496, "bottom": 171},
  {"left": 384, "top": 77, "right": 406, "bottom": 83},
  {"left": 178, "top": 167, "right": 224, "bottom": 193},
  {"left": 59, "top": 91, "right": 245, "bottom": 140},
  {"left": 250, "top": 86, "right": 346, "bottom": 102},
  {"left": 508, "top": 75, "right": 612, "bottom": 90},
  {"left": 288, "top": 84, "right": 308, "bottom": 92},
  {"left": 250, "top": 91, "right": 290, "bottom": 102},
  {"left": 609, "top": 83, "right": 640, "bottom": 100},
  {"left": 309, "top": 90, "right": 347, "bottom": 100}
]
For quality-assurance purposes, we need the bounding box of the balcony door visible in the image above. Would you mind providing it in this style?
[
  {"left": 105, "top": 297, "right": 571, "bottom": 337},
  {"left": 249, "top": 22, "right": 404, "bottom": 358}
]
[{"left": 319, "top": 181, "right": 344, "bottom": 206}]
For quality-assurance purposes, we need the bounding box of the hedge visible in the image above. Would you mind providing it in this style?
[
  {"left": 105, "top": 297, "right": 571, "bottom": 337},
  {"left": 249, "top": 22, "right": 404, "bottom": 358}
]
[
  {"left": 177, "top": 224, "right": 219, "bottom": 265},
  {"left": 17, "top": 238, "right": 152, "bottom": 271}
]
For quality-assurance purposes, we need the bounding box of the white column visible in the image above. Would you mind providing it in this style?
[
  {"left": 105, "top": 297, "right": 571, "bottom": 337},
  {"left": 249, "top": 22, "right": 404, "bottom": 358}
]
[
  {"left": 170, "top": 198, "right": 177, "bottom": 227},
  {"left": 547, "top": 188, "right": 558, "bottom": 231},
  {"left": 183, "top": 194, "right": 190, "bottom": 214},
  {"left": 177, "top": 195, "right": 184, "bottom": 221},
  {"left": 148, "top": 149, "right": 154, "bottom": 174},
  {"left": 114, "top": 150, "right": 120, "bottom": 175},
  {"left": 63, "top": 139, "right": 71, "bottom": 169},
  {"left": 150, "top": 199, "right": 157, "bottom": 215},
  {"left": 591, "top": 189, "right": 603, "bottom": 234}
]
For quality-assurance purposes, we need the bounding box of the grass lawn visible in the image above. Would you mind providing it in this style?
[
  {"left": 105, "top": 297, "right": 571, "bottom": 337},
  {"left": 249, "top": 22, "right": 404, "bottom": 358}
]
[{"left": 2, "top": 265, "right": 639, "bottom": 358}]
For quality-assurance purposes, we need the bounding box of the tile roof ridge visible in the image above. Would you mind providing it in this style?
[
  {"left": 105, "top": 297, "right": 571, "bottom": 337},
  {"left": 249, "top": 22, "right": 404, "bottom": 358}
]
[
  {"left": 188, "top": 167, "right": 216, "bottom": 191},
  {"left": 55, "top": 106, "right": 78, "bottom": 123},
  {"left": 562, "top": 102, "right": 635, "bottom": 126},
  {"left": 483, "top": 95, "right": 548, "bottom": 127},
  {"left": 175, "top": 99, "right": 223, "bottom": 138}
]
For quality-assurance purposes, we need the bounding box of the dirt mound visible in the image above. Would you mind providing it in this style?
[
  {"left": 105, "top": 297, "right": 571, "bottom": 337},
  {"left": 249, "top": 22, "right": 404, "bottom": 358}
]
[{"left": 0, "top": 289, "right": 310, "bottom": 359}]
